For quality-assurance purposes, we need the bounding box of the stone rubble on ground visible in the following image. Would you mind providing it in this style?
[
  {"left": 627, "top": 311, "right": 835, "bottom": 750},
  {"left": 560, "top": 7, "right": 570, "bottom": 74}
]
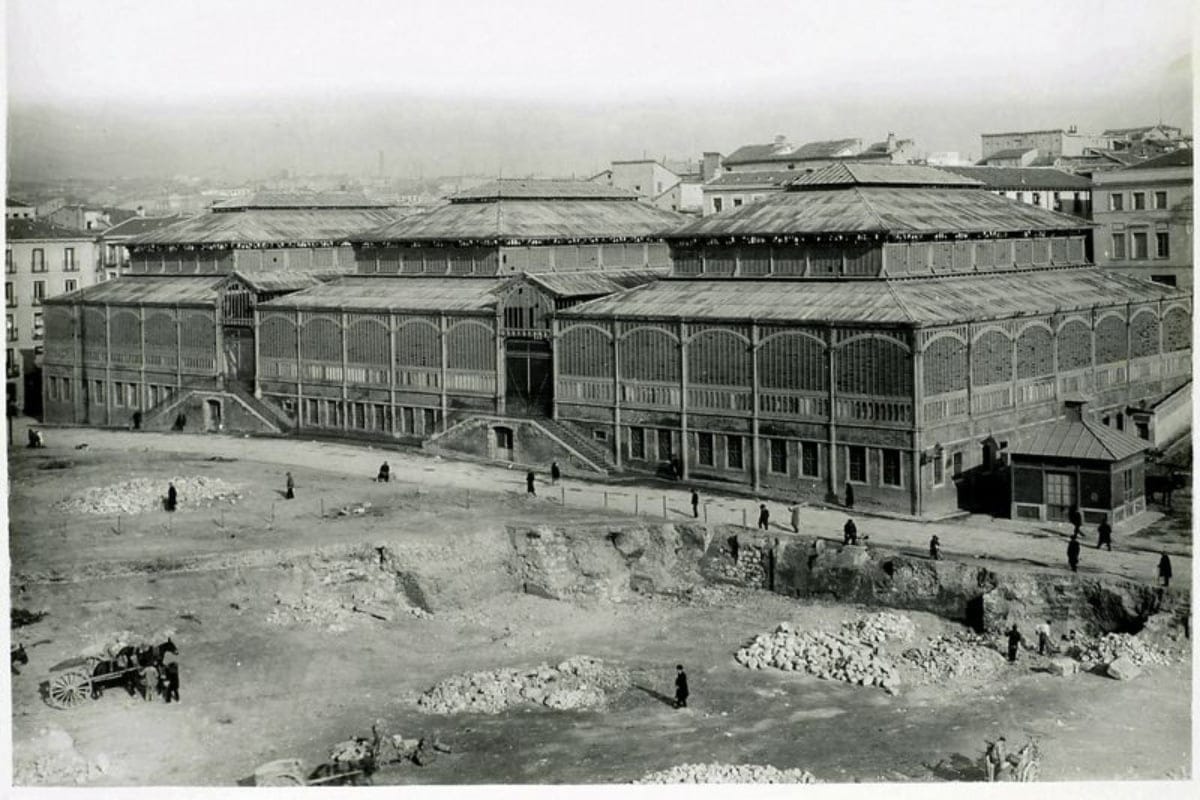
[
  {"left": 54, "top": 476, "right": 242, "bottom": 515},
  {"left": 1105, "top": 655, "right": 1142, "bottom": 681},
  {"left": 900, "top": 632, "right": 1008, "bottom": 684},
  {"left": 734, "top": 613, "right": 906, "bottom": 694},
  {"left": 416, "top": 656, "right": 630, "bottom": 714},
  {"left": 635, "top": 763, "right": 819, "bottom": 784},
  {"left": 12, "top": 726, "right": 111, "bottom": 785},
  {"left": 1067, "top": 632, "right": 1171, "bottom": 671}
]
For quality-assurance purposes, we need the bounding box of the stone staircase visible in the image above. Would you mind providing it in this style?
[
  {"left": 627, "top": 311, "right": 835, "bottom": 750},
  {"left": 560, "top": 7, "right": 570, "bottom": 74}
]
[{"left": 536, "top": 417, "right": 617, "bottom": 471}]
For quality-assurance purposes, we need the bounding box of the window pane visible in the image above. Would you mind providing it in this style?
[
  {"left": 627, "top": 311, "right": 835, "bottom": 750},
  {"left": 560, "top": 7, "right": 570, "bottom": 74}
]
[
  {"left": 1132, "top": 232, "right": 1148, "bottom": 259},
  {"left": 769, "top": 438, "right": 787, "bottom": 473},
  {"left": 849, "top": 446, "right": 866, "bottom": 482},
  {"left": 726, "top": 435, "right": 742, "bottom": 469},
  {"left": 1111, "top": 234, "right": 1125, "bottom": 259},
  {"left": 1156, "top": 233, "right": 1170, "bottom": 258},
  {"left": 630, "top": 427, "right": 645, "bottom": 459},
  {"left": 801, "top": 441, "right": 819, "bottom": 477},
  {"left": 1154, "top": 191, "right": 1168, "bottom": 209},
  {"left": 882, "top": 449, "right": 901, "bottom": 486}
]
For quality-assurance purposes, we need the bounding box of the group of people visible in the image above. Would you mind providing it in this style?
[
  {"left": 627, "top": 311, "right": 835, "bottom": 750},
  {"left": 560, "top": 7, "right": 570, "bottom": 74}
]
[{"left": 1064, "top": 505, "right": 1174, "bottom": 589}]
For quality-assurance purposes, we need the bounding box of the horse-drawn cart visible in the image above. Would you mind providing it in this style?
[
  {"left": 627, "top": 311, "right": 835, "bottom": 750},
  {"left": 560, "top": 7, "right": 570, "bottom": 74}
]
[
  {"left": 45, "top": 631, "right": 177, "bottom": 710},
  {"left": 253, "top": 738, "right": 378, "bottom": 786}
]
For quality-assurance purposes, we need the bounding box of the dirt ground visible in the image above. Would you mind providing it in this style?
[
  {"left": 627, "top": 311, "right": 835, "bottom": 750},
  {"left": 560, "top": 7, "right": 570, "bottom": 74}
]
[{"left": 6, "top": 426, "right": 1194, "bottom": 786}]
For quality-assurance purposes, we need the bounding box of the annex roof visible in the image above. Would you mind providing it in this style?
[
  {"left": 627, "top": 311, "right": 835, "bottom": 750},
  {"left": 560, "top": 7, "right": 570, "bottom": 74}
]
[
  {"left": 256, "top": 275, "right": 501, "bottom": 313},
  {"left": 1013, "top": 417, "right": 1148, "bottom": 462},
  {"left": 784, "top": 163, "right": 981, "bottom": 189},
  {"left": 211, "top": 191, "right": 390, "bottom": 210},
  {"left": 449, "top": 179, "right": 637, "bottom": 202},
  {"left": 560, "top": 266, "right": 1182, "bottom": 326},
  {"left": 723, "top": 138, "right": 862, "bottom": 166},
  {"left": 43, "top": 275, "right": 223, "bottom": 307},
  {"left": 223, "top": 269, "right": 340, "bottom": 293},
  {"left": 1119, "top": 149, "right": 1193, "bottom": 170},
  {"left": 5, "top": 218, "right": 97, "bottom": 241},
  {"left": 355, "top": 199, "right": 684, "bottom": 244},
  {"left": 518, "top": 267, "right": 669, "bottom": 298},
  {"left": 126, "top": 208, "right": 400, "bottom": 247},
  {"left": 704, "top": 170, "right": 801, "bottom": 188},
  {"left": 979, "top": 148, "right": 1037, "bottom": 162},
  {"left": 668, "top": 185, "right": 1090, "bottom": 241},
  {"left": 100, "top": 214, "right": 189, "bottom": 239},
  {"left": 937, "top": 166, "right": 1092, "bottom": 190}
]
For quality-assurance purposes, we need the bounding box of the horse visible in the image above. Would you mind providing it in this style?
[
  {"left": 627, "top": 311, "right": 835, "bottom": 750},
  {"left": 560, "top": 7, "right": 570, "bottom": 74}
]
[
  {"left": 11, "top": 644, "right": 29, "bottom": 675},
  {"left": 90, "top": 637, "right": 178, "bottom": 699}
]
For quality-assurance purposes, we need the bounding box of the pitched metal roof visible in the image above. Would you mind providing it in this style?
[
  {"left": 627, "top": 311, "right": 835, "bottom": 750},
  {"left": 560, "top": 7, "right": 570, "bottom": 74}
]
[
  {"left": 211, "top": 191, "right": 390, "bottom": 210},
  {"left": 668, "top": 186, "right": 1091, "bottom": 240},
  {"left": 785, "top": 163, "right": 981, "bottom": 189},
  {"left": 937, "top": 166, "right": 1092, "bottom": 190},
  {"left": 43, "top": 275, "right": 222, "bottom": 307},
  {"left": 449, "top": 179, "right": 637, "bottom": 202},
  {"left": 519, "top": 267, "right": 668, "bottom": 298},
  {"left": 355, "top": 199, "right": 684, "bottom": 244},
  {"left": 704, "top": 170, "right": 801, "bottom": 188},
  {"left": 980, "top": 148, "right": 1037, "bottom": 161},
  {"left": 100, "top": 214, "right": 190, "bottom": 239},
  {"left": 127, "top": 208, "right": 400, "bottom": 246},
  {"left": 1013, "top": 418, "right": 1147, "bottom": 461},
  {"left": 560, "top": 266, "right": 1182, "bottom": 326},
  {"left": 5, "top": 218, "right": 96, "bottom": 241},
  {"left": 256, "top": 276, "right": 501, "bottom": 313},
  {"left": 224, "top": 270, "right": 340, "bottom": 293},
  {"left": 1119, "top": 149, "right": 1193, "bottom": 170},
  {"left": 724, "top": 138, "right": 862, "bottom": 166}
]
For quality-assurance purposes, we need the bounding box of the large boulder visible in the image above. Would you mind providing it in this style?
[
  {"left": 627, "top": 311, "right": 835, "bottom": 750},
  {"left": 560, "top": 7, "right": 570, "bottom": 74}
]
[
  {"left": 1106, "top": 655, "right": 1141, "bottom": 681},
  {"left": 1047, "top": 657, "right": 1079, "bottom": 677}
]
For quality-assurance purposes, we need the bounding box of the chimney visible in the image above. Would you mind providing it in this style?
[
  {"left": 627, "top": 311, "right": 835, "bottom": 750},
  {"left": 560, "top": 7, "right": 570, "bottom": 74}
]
[
  {"left": 701, "top": 152, "right": 723, "bottom": 182},
  {"left": 773, "top": 134, "right": 787, "bottom": 146},
  {"left": 886, "top": 132, "right": 897, "bottom": 151},
  {"left": 136, "top": 205, "right": 145, "bottom": 217},
  {"left": 1063, "top": 397, "right": 1089, "bottom": 422}
]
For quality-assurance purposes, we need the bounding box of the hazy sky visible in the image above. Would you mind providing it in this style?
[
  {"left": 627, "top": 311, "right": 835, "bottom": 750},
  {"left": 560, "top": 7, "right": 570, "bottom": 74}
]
[{"left": 5, "top": 0, "right": 1194, "bottom": 180}]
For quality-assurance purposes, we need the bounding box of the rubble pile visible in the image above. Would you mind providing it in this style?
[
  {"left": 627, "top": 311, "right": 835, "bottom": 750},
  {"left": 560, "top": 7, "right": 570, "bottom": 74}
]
[
  {"left": 734, "top": 616, "right": 905, "bottom": 693},
  {"left": 843, "top": 611, "right": 916, "bottom": 645},
  {"left": 1068, "top": 633, "right": 1171, "bottom": 670},
  {"left": 417, "top": 656, "right": 630, "bottom": 714},
  {"left": 266, "top": 560, "right": 427, "bottom": 631},
  {"left": 54, "top": 476, "right": 242, "bottom": 515},
  {"left": 900, "top": 633, "right": 1007, "bottom": 684},
  {"left": 636, "top": 763, "right": 818, "bottom": 784},
  {"left": 13, "top": 727, "right": 111, "bottom": 785}
]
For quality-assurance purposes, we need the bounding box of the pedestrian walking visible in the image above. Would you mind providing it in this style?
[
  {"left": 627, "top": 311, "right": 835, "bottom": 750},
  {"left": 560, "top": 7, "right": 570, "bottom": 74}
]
[
  {"left": 377, "top": 461, "right": 390, "bottom": 483},
  {"left": 1067, "top": 533, "right": 1081, "bottom": 572},
  {"left": 526, "top": 470, "right": 536, "bottom": 496},
  {"left": 550, "top": 461, "right": 561, "bottom": 486},
  {"left": 1158, "top": 552, "right": 1173, "bottom": 588},
  {"left": 788, "top": 501, "right": 801, "bottom": 533},
  {"left": 757, "top": 504, "right": 770, "bottom": 531},
  {"left": 165, "top": 482, "right": 178, "bottom": 513},
  {"left": 1035, "top": 620, "right": 1052, "bottom": 656},
  {"left": 1068, "top": 505, "right": 1083, "bottom": 536},
  {"left": 285, "top": 471, "right": 295, "bottom": 500},
  {"left": 1006, "top": 624, "right": 1023, "bottom": 663},
  {"left": 690, "top": 489, "right": 699, "bottom": 519},
  {"left": 929, "top": 534, "right": 941, "bottom": 560},
  {"left": 161, "top": 648, "right": 180, "bottom": 704},
  {"left": 843, "top": 518, "right": 858, "bottom": 545},
  {"left": 1097, "top": 519, "right": 1112, "bottom": 551},
  {"left": 674, "top": 665, "right": 689, "bottom": 709},
  {"left": 844, "top": 482, "right": 855, "bottom": 510}
]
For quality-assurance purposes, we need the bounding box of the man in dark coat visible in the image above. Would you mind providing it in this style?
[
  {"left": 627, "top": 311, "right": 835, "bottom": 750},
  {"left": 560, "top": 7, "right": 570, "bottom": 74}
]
[
  {"left": 166, "top": 482, "right": 178, "bottom": 512},
  {"left": 526, "top": 470, "right": 536, "bottom": 496},
  {"left": 1067, "top": 533, "right": 1081, "bottom": 572},
  {"left": 1068, "top": 505, "right": 1083, "bottom": 536},
  {"left": 1006, "top": 624, "right": 1023, "bottom": 663},
  {"left": 377, "top": 462, "right": 390, "bottom": 483},
  {"left": 1158, "top": 552, "right": 1173, "bottom": 588},
  {"left": 674, "top": 665, "right": 689, "bottom": 709},
  {"left": 929, "top": 535, "right": 942, "bottom": 560},
  {"left": 285, "top": 472, "right": 295, "bottom": 500},
  {"left": 550, "top": 461, "right": 561, "bottom": 486},
  {"left": 757, "top": 504, "right": 770, "bottom": 531},
  {"left": 161, "top": 649, "right": 180, "bottom": 703},
  {"left": 843, "top": 518, "right": 858, "bottom": 545},
  {"left": 1097, "top": 519, "right": 1112, "bottom": 551},
  {"left": 844, "top": 482, "right": 855, "bottom": 509},
  {"left": 690, "top": 489, "right": 699, "bottom": 518}
]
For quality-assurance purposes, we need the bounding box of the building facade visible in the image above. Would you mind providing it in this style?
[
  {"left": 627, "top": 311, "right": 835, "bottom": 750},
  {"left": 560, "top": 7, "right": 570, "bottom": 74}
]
[
  {"left": 1091, "top": 149, "right": 1193, "bottom": 289},
  {"left": 938, "top": 166, "right": 1093, "bottom": 219},
  {"left": 6, "top": 219, "right": 102, "bottom": 414},
  {"left": 97, "top": 213, "right": 188, "bottom": 281},
  {"left": 981, "top": 128, "right": 1110, "bottom": 160}
]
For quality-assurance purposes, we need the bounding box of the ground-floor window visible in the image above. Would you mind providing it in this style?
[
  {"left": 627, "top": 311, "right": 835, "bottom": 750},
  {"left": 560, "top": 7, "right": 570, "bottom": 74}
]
[
  {"left": 933, "top": 452, "right": 944, "bottom": 485},
  {"left": 882, "top": 448, "right": 902, "bottom": 487},
  {"left": 61, "top": 377, "right": 71, "bottom": 401},
  {"left": 304, "top": 398, "right": 319, "bottom": 425},
  {"left": 402, "top": 406, "right": 415, "bottom": 433},
  {"left": 630, "top": 426, "right": 645, "bottom": 459},
  {"left": 848, "top": 445, "right": 867, "bottom": 483},
  {"left": 769, "top": 438, "right": 787, "bottom": 474},
  {"left": 726, "top": 435, "right": 743, "bottom": 469},
  {"left": 951, "top": 451, "right": 963, "bottom": 477},
  {"left": 697, "top": 432, "right": 714, "bottom": 467},
  {"left": 1123, "top": 468, "right": 1135, "bottom": 497},
  {"left": 1045, "top": 471, "right": 1076, "bottom": 518},
  {"left": 112, "top": 382, "right": 124, "bottom": 407},
  {"left": 48, "top": 376, "right": 59, "bottom": 400},
  {"left": 800, "top": 441, "right": 819, "bottom": 477},
  {"left": 495, "top": 426, "right": 514, "bottom": 450},
  {"left": 657, "top": 429, "right": 673, "bottom": 462},
  {"left": 423, "top": 407, "right": 437, "bottom": 433}
]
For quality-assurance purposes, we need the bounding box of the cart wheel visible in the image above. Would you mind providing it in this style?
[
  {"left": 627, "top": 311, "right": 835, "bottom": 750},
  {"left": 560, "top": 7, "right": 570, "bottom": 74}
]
[
  {"left": 1019, "top": 761, "right": 1039, "bottom": 782},
  {"left": 47, "top": 670, "right": 92, "bottom": 709}
]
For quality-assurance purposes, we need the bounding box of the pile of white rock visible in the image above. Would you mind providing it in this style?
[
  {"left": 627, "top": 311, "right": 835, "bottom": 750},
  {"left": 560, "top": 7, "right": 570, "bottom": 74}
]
[
  {"left": 54, "top": 476, "right": 242, "bottom": 515},
  {"left": 734, "top": 616, "right": 905, "bottom": 693},
  {"left": 1068, "top": 632, "right": 1171, "bottom": 670},
  {"left": 636, "top": 763, "right": 818, "bottom": 784},
  {"left": 417, "top": 656, "right": 630, "bottom": 714},
  {"left": 901, "top": 633, "right": 1007, "bottom": 683},
  {"left": 842, "top": 611, "right": 916, "bottom": 645}
]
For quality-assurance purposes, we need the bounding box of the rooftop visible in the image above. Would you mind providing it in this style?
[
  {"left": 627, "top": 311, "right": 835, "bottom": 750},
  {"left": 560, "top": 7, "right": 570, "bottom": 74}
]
[
  {"left": 979, "top": 148, "right": 1037, "bottom": 162},
  {"left": 5, "top": 218, "right": 97, "bottom": 241},
  {"left": 101, "top": 214, "right": 190, "bottom": 239},
  {"left": 561, "top": 266, "right": 1182, "bottom": 326},
  {"left": 1120, "top": 149, "right": 1194, "bottom": 171},
  {"left": 257, "top": 275, "right": 501, "bottom": 313},
  {"left": 43, "top": 275, "right": 223, "bottom": 307},
  {"left": 1013, "top": 416, "right": 1148, "bottom": 462},
  {"left": 705, "top": 170, "right": 806, "bottom": 188},
  {"left": 784, "top": 163, "right": 981, "bottom": 189},
  {"left": 6, "top": 196, "right": 35, "bottom": 207},
  {"left": 450, "top": 179, "right": 637, "bottom": 202},
  {"left": 211, "top": 191, "right": 391, "bottom": 211},
  {"left": 937, "top": 166, "right": 1092, "bottom": 190},
  {"left": 518, "top": 267, "right": 668, "bottom": 298},
  {"left": 127, "top": 208, "right": 400, "bottom": 247},
  {"left": 723, "top": 138, "right": 862, "bottom": 166}
]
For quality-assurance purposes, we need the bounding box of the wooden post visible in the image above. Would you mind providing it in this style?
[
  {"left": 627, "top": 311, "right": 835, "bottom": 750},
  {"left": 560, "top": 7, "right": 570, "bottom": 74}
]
[
  {"left": 139, "top": 305, "right": 147, "bottom": 410},
  {"left": 439, "top": 313, "right": 448, "bottom": 433},
  {"left": 662, "top": 495, "right": 668, "bottom": 519},
  {"left": 295, "top": 308, "right": 304, "bottom": 431},
  {"left": 253, "top": 301, "right": 262, "bottom": 399},
  {"left": 965, "top": 324, "right": 974, "bottom": 419},
  {"left": 389, "top": 311, "right": 398, "bottom": 437},
  {"left": 341, "top": 309, "right": 349, "bottom": 433},
  {"left": 826, "top": 325, "right": 838, "bottom": 502},
  {"left": 911, "top": 329, "right": 924, "bottom": 517},
  {"left": 214, "top": 291, "right": 225, "bottom": 391},
  {"left": 634, "top": 494, "right": 639, "bottom": 516},
  {"left": 551, "top": 316, "right": 561, "bottom": 420},
  {"left": 104, "top": 304, "right": 113, "bottom": 427},
  {"left": 560, "top": 485, "right": 566, "bottom": 506},
  {"left": 750, "top": 322, "right": 761, "bottom": 491},
  {"left": 494, "top": 307, "right": 505, "bottom": 416},
  {"left": 1124, "top": 302, "right": 1133, "bottom": 404},
  {"left": 612, "top": 321, "right": 623, "bottom": 469},
  {"left": 679, "top": 320, "right": 689, "bottom": 481}
]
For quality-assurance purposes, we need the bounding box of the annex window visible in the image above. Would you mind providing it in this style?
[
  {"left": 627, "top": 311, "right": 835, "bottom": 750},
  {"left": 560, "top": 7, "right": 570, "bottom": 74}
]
[
  {"left": 1110, "top": 233, "right": 1126, "bottom": 260},
  {"left": 4, "top": 282, "right": 13, "bottom": 306},
  {"left": 732, "top": 197, "right": 743, "bottom": 208},
  {"left": 697, "top": 432, "right": 714, "bottom": 467},
  {"left": 712, "top": 198, "right": 723, "bottom": 213},
  {"left": 1109, "top": 193, "right": 1124, "bottom": 211},
  {"left": 630, "top": 426, "right": 646, "bottom": 460},
  {"left": 769, "top": 438, "right": 788, "bottom": 474},
  {"left": 422, "top": 407, "right": 436, "bottom": 433},
  {"left": 933, "top": 452, "right": 945, "bottom": 486},
  {"left": 32, "top": 280, "right": 45, "bottom": 304},
  {"left": 1031, "top": 192, "right": 1041, "bottom": 206},
  {"left": 5, "top": 314, "right": 13, "bottom": 338},
  {"left": 848, "top": 445, "right": 867, "bottom": 483},
  {"left": 1154, "top": 191, "right": 1168, "bottom": 210},
  {"left": 657, "top": 429, "right": 673, "bottom": 462},
  {"left": 64, "top": 279, "right": 77, "bottom": 293},
  {"left": 952, "top": 452, "right": 963, "bottom": 477},
  {"left": 1131, "top": 232, "right": 1148, "bottom": 260},
  {"left": 401, "top": 406, "right": 415, "bottom": 433},
  {"left": 495, "top": 426, "right": 513, "bottom": 450},
  {"left": 1132, "top": 192, "right": 1146, "bottom": 210},
  {"left": 726, "top": 435, "right": 743, "bottom": 470},
  {"left": 31, "top": 249, "right": 45, "bottom": 272},
  {"left": 112, "top": 382, "right": 124, "bottom": 407},
  {"left": 1151, "top": 274, "right": 1177, "bottom": 287},
  {"left": 62, "top": 377, "right": 72, "bottom": 401},
  {"left": 800, "top": 441, "right": 819, "bottom": 478},
  {"left": 1015, "top": 192, "right": 1025, "bottom": 203},
  {"left": 64, "top": 248, "right": 77, "bottom": 271},
  {"left": 4, "top": 249, "right": 11, "bottom": 274},
  {"left": 882, "top": 449, "right": 902, "bottom": 487},
  {"left": 1123, "top": 469, "right": 1135, "bottom": 495},
  {"left": 1155, "top": 232, "right": 1170, "bottom": 259},
  {"left": 32, "top": 312, "right": 43, "bottom": 340}
]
